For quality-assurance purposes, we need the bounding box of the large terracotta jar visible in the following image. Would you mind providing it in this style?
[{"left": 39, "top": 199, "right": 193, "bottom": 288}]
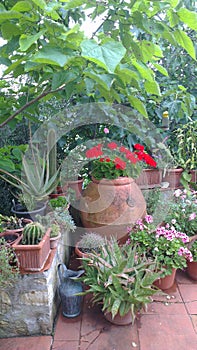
[{"left": 80, "top": 177, "right": 146, "bottom": 241}]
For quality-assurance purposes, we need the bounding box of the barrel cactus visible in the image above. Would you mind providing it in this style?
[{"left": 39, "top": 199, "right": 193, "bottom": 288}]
[{"left": 22, "top": 222, "right": 45, "bottom": 245}]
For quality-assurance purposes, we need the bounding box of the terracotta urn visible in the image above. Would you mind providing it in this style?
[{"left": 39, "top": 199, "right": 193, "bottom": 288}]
[{"left": 80, "top": 177, "right": 146, "bottom": 241}]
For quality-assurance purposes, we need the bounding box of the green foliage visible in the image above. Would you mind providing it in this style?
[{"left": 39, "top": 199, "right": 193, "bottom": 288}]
[
  {"left": 189, "top": 240, "right": 197, "bottom": 262},
  {"left": 0, "top": 0, "right": 196, "bottom": 126},
  {"left": 0, "top": 214, "right": 24, "bottom": 232},
  {"left": 0, "top": 133, "right": 60, "bottom": 205},
  {"left": 80, "top": 238, "right": 161, "bottom": 322},
  {"left": 22, "top": 222, "right": 45, "bottom": 245},
  {"left": 0, "top": 237, "right": 19, "bottom": 288},
  {"left": 48, "top": 196, "right": 69, "bottom": 209},
  {"left": 0, "top": 144, "right": 28, "bottom": 175}
]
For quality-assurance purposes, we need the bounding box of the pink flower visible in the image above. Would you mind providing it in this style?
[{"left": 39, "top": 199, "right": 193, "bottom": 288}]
[
  {"left": 178, "top": 247, "right": 193, "bottom": 262},
  {"left": 136, "top": 219, "right": 144, "bottom": 230},
  {"left": 104, "top": 127, "right": 109, "bottom": 134},
  {"left": 145, "top": 215, "right": 153, "bottom": 224},
  {"left": 189, "top": 213, "right": 196, "bottom": 221},
  {"left": 174, "top": 189, "right": 182, "bottom": 197}
]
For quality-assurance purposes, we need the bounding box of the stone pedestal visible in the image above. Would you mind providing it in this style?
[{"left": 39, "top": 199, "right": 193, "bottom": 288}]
[{"left": 0, "top": 230, "right": 71, "bottom": 338}]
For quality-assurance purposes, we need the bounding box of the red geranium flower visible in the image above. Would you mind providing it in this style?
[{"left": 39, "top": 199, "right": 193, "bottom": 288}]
[
  {"left": 107, "top": 142, "right": 118, "bottom": 150},
  {"left": 86, "top": 144, "right": 103, "bottom": 158},
  {"left": 142, "top": 153, "right": 157, "bottom": 167},
  {"left": 119, "top": 146, "right": 128, "bottom": 153},
  {"left": 134, "top": 144, "right": 144, "bottom": 151},
  {"left": 126, "top": 151, "right": 139, "bottom": 164},
  {"left": 135, "top": 151, "right": 144, "bottom": 160},
  {"left": 114, "top": 157, "right": 126, "bottom": 170}
]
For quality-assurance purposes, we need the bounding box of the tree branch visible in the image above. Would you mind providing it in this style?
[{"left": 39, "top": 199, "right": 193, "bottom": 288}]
[{"left": 0, "top": 84, "right": 67, "bottom": 128}]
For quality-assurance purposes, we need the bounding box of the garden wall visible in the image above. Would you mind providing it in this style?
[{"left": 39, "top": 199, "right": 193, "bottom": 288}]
[{"left": 0, "top": 230, "right": 71, "bottom": 338}]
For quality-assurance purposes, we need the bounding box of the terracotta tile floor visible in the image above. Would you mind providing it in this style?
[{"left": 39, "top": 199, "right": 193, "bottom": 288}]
[{"left": 0, "top": 270, "right": 196, "bottom": 350}]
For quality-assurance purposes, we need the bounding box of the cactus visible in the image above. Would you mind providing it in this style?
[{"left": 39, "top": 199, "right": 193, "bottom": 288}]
[
  {"left": 22, "top": 222, "right": 45, "bottom": 245},
  {"left": 78, "top": 232, "right": 105, "bottom": 254}
]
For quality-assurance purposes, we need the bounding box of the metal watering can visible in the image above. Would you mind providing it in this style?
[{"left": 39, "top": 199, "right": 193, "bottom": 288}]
[{"left": 58, "top": 263, "right": 84, "bottom": 318}]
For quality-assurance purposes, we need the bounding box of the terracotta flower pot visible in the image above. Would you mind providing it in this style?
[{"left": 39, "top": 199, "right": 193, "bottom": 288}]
[
  {"left": 186, "top": 261, "right": 197, "bottom": 281},
  {"left": 0, "top": 232, "right": 21, "bottom": 246},
  {"left": 80, "top": 177, "right": 146, "bottom": 241},
  {"left": 135, "top": 169, "right": 162, "bottom": 188},
  {"left": 153, "top": 268, "right": 176, "bottom": 290},
  {"left": 50, "top": 232, "right": 61, "bottom": 249},
  {"left": 62, "top": 178, "right": 83, "bottom": 200},
  {"left": 104, "top": 310, "right": 133, "bottom": 325},
  {"left": 13, "top": 228, "right": 51, "bottom": 272}
]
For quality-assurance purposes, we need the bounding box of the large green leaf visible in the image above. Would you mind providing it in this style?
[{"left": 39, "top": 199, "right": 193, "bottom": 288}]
[
  {"left": 178, "top": 8, "right": 197, "bottom": 31},
  {"left": 31, "top": 0, "right": 46, "bottom": 10},
  {"left": 152, "top": 63, "right": 168, "bottom": 77},
  {"left": 128, "top": 96, "right": 148, "bottom": 118},
  {"left": 131, "top": 60, "right": 154, "bottom": 82},
  {"left": 31, "top": 47, "right": 73, "bottom": 67},
  {"left": 1, "top": 22, "right": 21, "bottom": 39},
  {"left": 0, "top": 10, "right": 23, "bottom": 21},
  {"left": 174, "top": 29, "right": 196, "bottom": 60},
  {"left": 51, "top": 71, "right": 78, "bottom": 89},
  {"left": 81, "top": 39, "right": 126, "bottom": 73},
  {"left": 144, "top": 80, "right": 161, "bottom": 96},
  {"left": 84, "top": 71, "right": 113, "bottom": 91},
  {"left": 11, "top": 1, "right": 32, "bottom": 12},
  {"left": 61, "top": 0, "right": 85, "bottom": 9},
  {"left": 19, "top": 31, "right": 46, "bottom": 51}
]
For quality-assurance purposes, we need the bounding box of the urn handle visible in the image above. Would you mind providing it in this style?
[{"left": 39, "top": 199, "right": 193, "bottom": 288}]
[{"left": 127, "top": 195, "right": 135, "bottom": 207}]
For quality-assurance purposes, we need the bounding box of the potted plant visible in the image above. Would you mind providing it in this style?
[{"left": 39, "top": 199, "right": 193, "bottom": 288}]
[
  {"left": 0, "top": 130, "right": 60, "bottom": 220},
  {"left": 79, "top": 237, "right": 161, "bottom": 325},
  {"left": 80, "top": 141, "right": 157, "bottom": 240},
  {"left": 0, "top": 237, "right": 19, "bottom": 288},
  {"left": 163, "top": 120, "right": 197, "bottom": 188},
  {"left": 164, "top": 188, "right": 197, "bottom": 280},
  {"left": 13, "top": 222, "right": 51, "bottom": 272},
  {"left": 0, "top": 214, "right": 31, "bottom": 245},
  {"left": 128, "top": 214, "right": 193, "bottom": 290},
  {"left": 36, "top": 195, "right": 76, "bottom": 249},
  {"left": 75, "top": 232, "right": 105, "bottom": 258}
]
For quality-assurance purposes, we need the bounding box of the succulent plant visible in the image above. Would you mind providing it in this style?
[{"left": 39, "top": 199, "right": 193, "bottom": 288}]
[
  {"left": 0, "top": 214, "right": 24, "bottom": 232},
  {"left": 22, "top": 222, "right": 45, "bottom": 245},
  {"left": 78, "top": 232, "right": 105, "bottom": 254}
]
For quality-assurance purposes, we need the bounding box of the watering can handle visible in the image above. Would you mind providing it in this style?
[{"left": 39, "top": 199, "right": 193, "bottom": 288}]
[{"left": 58, "top": 263, "right": 67, "bottom": 283}]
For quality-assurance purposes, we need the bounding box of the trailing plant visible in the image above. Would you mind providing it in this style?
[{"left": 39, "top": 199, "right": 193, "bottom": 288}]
[
  {"left": 0, "top": 237, "right": 19, "bottom": 288},
  {"left": 22, "top": 222, "right": 45, "bottom": 245},
  {"left": 79, "top": 237, "right": 161, "bottom": 323}
]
